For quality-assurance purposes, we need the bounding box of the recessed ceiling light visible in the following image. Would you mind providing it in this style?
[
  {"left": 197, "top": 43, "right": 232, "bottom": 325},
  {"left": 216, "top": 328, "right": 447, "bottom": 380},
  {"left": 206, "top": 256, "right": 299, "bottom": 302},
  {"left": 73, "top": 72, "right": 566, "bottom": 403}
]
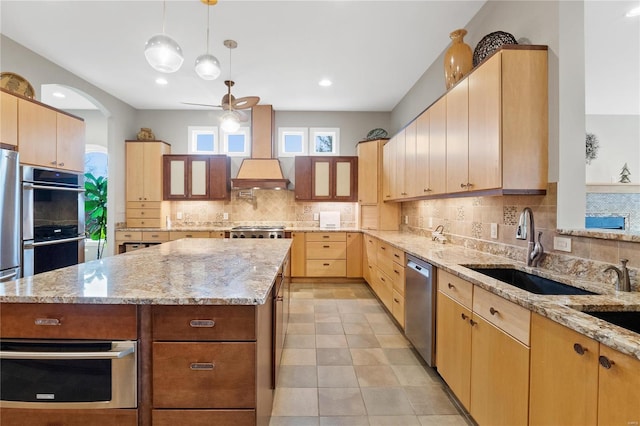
[
  {"left": 319, "top": 79, "right": 332, "bottom": 87},
  {"left": 52, "top": 92, "right": 66, "bottom": 98},
  {"left": 155, "top": 77, "right": 168, "bottom": 85},
  {"left": 626, "top": 6, "right": 640, "bottom": 17}
]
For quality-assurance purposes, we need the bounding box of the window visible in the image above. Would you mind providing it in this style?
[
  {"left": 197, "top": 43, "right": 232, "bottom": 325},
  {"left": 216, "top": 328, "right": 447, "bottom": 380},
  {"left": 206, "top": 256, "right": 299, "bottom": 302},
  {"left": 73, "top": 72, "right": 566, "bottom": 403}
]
[
  {"left": 188, "top": 126, "right": 219, "bottom": 154},
  {"left": 310, "top": 128, "right": 340, "bottom": 155},
  {"left": 278, "top": 127, "right": 308, "bottom": 157},
  {"left": 221, "top": 127, "right": 250, "bottom": 157}
]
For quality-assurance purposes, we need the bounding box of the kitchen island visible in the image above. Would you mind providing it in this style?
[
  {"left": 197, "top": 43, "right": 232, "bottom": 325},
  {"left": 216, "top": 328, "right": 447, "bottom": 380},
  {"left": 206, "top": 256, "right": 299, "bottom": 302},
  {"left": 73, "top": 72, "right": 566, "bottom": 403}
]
[{"left": 0, "top": 238, "right": 292, "bottom": 426}]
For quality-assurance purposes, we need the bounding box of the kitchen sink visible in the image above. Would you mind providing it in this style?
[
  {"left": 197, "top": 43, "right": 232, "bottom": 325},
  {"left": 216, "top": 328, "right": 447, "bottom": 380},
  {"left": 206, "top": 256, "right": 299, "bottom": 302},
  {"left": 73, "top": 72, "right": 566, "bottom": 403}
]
[
  {"left": 467, "top": 267, "right": 598, "bottom": 296},
  {"left": 581, "top": 311, "right": 640, "bottom": 334}
]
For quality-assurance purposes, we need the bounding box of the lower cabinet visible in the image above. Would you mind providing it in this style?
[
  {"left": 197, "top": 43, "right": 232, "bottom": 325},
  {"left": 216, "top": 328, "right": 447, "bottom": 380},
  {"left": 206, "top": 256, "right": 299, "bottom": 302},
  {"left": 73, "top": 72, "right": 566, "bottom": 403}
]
[
  {"left": 0, "top": 409, "right": 138, "bottom": 426},
  {"left": 291, "top": 232, "right": 361, "bottom": 278},
  {"left": 151, "top": 410, "right": 255, "bottom": 426}
]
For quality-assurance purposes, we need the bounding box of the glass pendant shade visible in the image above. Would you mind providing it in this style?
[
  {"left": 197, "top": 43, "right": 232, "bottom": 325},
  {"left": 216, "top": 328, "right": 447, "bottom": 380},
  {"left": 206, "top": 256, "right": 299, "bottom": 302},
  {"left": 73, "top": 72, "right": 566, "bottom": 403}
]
[
  {"left": 144, "top": 33, "right": 184, "bottom": 73},
  {"left": 195, "top": 53, "right": 221, "bottom": 80},
  {"left": 220, "top": 111, "right": 241, "bottom": 132}
]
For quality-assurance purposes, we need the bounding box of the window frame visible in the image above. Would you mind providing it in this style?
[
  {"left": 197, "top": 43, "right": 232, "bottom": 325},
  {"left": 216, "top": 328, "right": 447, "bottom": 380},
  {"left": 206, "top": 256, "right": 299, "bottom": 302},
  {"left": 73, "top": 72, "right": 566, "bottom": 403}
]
[
  {"left": 188, "top": 126, "right": 219, "bottom": 154},
  {"left": 310, "top": 127, "right": 340, "bottom": 156},
  {"left": 278, "top": 127, "right": 308, "bottom": 157},
  {"left": 221, "top": 126, "right": 251, "bottom": 157}
]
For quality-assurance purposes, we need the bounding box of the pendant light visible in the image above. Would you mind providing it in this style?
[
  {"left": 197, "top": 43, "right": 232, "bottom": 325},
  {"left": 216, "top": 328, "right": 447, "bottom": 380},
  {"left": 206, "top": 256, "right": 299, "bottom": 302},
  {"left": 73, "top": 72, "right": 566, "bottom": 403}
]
[
  {"left": 195, "top": 2, "right": 221, "bottom": 80},
  {"left": 219, "top": 40, "right": 240, "bottom": 132},
  {"left": 144, "top": 1, "right": 184, "bottom": 73}
]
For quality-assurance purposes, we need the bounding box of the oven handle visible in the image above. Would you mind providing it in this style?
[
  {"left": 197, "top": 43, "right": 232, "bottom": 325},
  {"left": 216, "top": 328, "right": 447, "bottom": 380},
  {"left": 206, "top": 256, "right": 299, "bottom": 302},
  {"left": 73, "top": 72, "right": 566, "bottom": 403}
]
[
  {"left": 0, "top": 343, "right": 135, "bottom": 360},
  {"left": 25, "top": 235, "right": 85, "bottom": 249},
  {"left": 23, "top": 183, "right": 85, "bottom": 193}
]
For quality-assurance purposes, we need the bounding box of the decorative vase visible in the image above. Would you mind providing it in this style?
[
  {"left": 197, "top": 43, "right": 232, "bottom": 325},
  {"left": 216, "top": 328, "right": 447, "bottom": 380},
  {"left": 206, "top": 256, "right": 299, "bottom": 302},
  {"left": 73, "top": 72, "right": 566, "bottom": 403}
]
[
  {"left": 444, "top": 29, "right": 473, "bottom": 89},
  {"left": 137, "top": 127, "right": 155, "bottom": 141}
]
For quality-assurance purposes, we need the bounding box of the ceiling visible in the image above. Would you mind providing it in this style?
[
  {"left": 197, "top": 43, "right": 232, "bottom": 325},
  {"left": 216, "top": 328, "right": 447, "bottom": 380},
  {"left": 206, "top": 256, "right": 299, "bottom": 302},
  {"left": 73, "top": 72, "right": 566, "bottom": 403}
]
[{"left": 0, "top": 1, "right": 486, "bottom": 112}]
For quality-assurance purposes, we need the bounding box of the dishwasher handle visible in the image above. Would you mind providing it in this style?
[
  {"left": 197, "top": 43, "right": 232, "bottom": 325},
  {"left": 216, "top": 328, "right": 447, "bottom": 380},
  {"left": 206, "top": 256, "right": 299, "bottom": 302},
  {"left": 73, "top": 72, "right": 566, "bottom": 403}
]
[{"left": 407, "top": 260, "right": 431, "bottom": 278}]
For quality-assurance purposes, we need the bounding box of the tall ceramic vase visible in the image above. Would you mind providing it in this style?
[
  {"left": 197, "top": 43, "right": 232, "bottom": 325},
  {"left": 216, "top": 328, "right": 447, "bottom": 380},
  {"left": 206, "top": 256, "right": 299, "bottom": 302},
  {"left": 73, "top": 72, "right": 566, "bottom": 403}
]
[{"left": 444, "top": 29, "right": 473, "bottom": 89}]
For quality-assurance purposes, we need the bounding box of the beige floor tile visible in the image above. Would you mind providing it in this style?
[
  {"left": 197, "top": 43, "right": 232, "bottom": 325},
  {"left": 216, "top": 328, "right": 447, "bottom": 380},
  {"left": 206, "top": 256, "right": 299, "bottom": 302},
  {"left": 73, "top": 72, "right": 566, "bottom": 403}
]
[
  {"left": 354, "top": 365, "right": 400, "bottom": 387},
  {"left": 361, "top": 387, "right": 415, "bottom": 416},
  {"left": 270, "top": 416, "right": 319, "bottom": 426},
  {"left": 368, "top": 415, "right": 421, "bottom": 425},
  {"left": 418, "top": 415, "right": 469, "bottom": 425},
  {"left": 314, "top": 303, "right": 339, "bottom": 313},
  {"left": 272, "top": 387, "right": 319, "bottom": 416},
  {"left": 342, "top": 322, "right": 374, "bottom": 335},
  {"left": 278, "top": 365, "right": 318, "bottom": 388},
  {"left": 316, "top": 312, "right": 342, "bottom": 322},
  {"left": 376, "top": 334, "right": 411, "bottom": 348},
  {"left": 318, "top": 388, "right": 366, "bottom": 416},
  {"left": 368, "top": 321, "right": 402, "bottom": 335},
  {"left": 316, "top": 322, "right": 345, "bottom": 335},
  {"left": 337, "top": 300, "right": 367, "bottom": 313},
  {"left": 290, "top": 313, "right": 317, "bottom": 323},
  {"left": 365, "top": 313, "right": 395, "bottom": 325},
  {"left": 320, "top": 416, "right": 370, "bottom": 426},
  {"left": 285, "top": 334, "right": 317, "bottom": 349},
  {"left": 290, "top": 302, "right": 316, "bottom": 314},
  {"left": 391, "top": 365, "right": 435, "bottom": 386},
  {"left": 333, "top": 289, "right": 358, "bottom": 299},
  {"left": 383, "top": 348, "right": 421, "bottom": 365},
  {"left": 404, "top": 386, "right": 459, "bottom": 415},
  {"left": 317, "top": 334, "right": 349, "bottom": 348},
  {"left": 288, "top": 323, "right": 317, "bottom": 335},
  {"left": 281, "top": 348, "right": 317, "bottom": 365},
  {"left": 318, "top": 366, "right": 359, "bottom": 388},
  {"left": 292, "top": 291, "right": 316, "bottom": 299},
  {"left": 350, "top": 348, "right": 389, "bottom": 365},
  {"left": 340, "top": 313, "right": 369, "bottom": 324},
  {"left": 317, "top": 348, "right": 353, "bottom": 366},
  {"left": 346, "top": 334, "right": 381, "bottom": 348}
]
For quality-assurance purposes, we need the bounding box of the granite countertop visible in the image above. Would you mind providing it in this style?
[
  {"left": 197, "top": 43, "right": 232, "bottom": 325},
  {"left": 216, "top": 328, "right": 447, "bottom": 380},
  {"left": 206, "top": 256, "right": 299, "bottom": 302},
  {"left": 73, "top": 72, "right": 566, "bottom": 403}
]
[
  {"left": 117, "top": 226, "right": 360, "bottom": 232},
  {"left": 0, "top": 239, "right": 292, "bottom": 306},
  {"left": 364, "top": 230, "right": 640, "bottom": 360}
]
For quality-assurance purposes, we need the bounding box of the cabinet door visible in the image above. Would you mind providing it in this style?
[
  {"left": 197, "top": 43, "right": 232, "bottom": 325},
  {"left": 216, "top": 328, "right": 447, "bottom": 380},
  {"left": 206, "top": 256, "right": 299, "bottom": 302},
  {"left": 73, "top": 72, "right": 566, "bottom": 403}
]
[
  {"left": 334, "top": 157, "right": 357, "bottom": 201},
  {"left": 312, "top": 158, "right": 332, "bottom": 200},
  {"left": 429, "top": 96, "right": 447, "bottom": 195},
  {"left": 468, "top": 52, "right": 501, "bottom": 191},
  {"left": 126, "top": 142, "right": 145, "bottom": 202},
  {"left": 382, "top": 140, "right": 393, "bottom": 201},
  {"left": 357, "top": 141, "right": 378, "bottom": 204},
  {"left": 597, "top": 344, "right": 640, "bottom": 425},
  {"left": 56, "top": 113, "right": 85, "bottom": 172},
  {"left": 209, "top": 155, "right": 230, "bottom": 200},
  {"left": 415, "top": 110, "right": 430, "bottom": 196},
  {"left": 290, "top": 232, "right": 305, "bottom": 277},
  {"left": 403, "top": 122, "right": 416, "bottom": 198},
  {"left": 294, "top": 156, "right": 312, "bottom": 201},
  {"left": 1, "top": 91, "right": 18, "bottom": 146},
  {"left": 445, "top": 79, "right": 469, "bottom": 193},
  {"left": 18, "top": 99, "right": 57, "bottom": 167},
  {"left": 529, "top": 313, "right": 598, "bottom": 426},
  {"left": 436, "top": 291, "right": 472, "bottom": 409},
  {"left": 470, "top": 315, "right": 529, "bottom": 426},
  {"left": 346, "top": 232, "right": 362, "bottom": 278},
  {"left": 143, "top": 142, "right": 168, "bottom": 201},
  {"left": 164, "top": 155, "right": 188, "bottom": 199}
]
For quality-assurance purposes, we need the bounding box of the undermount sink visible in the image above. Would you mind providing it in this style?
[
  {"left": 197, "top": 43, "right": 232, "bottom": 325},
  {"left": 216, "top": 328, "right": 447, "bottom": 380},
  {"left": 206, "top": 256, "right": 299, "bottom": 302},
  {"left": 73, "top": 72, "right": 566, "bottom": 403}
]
[
  {"left": 467, "top": 267, "right": 598, "bottom": 296},
  {"left": 581, "top": 311, "right": 640, "bottom": 334}
]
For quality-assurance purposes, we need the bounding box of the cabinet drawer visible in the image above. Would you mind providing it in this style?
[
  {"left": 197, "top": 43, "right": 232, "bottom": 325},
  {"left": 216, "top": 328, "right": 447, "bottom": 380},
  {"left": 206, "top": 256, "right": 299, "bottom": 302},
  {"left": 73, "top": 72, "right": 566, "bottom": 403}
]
[
  {"left": 210, "top": 231, "right": 226, "bottom": 238},
  {"left": 127, "top": 218, "right": 163, "bottom": 228},
  {"left": 390, "top": 247, "right": 405, "bottom": 266},
  {"left": 153, "top": 342, "right": 256, "bottom": 408},
  {"left": 306, "top": 232, "right": 346, "bottom": 242},
  {"left": 152, "top": 305, "right": 256, "bottom": 341},
  {"left": 170, "top": 231, "right": 210, "bottom": 240},
  {"left": 364, "top": 236, "right": 378, "bottom": 262},
  {"left": 438, "top": 270, "right": 473, "bottom": 309},
  {"left": 306, "top": 241, "right": 346, "bottom": 259},
  {"left": 373, "top": 268, "right": 393, "bottom": 309},
  {"left": 127, "top": 201, "right": 162, "bottom": 209},
  {"left": 0, "top": 304, "right": 137, "bottom": 340},
  {"left": 473, "top": 286, "right": 531, "bottom": 346},
  {"left": 152, "top": 409, "right": 255, "bottom": 426},
  {"left": 141, "top": 231, "right": 170, "bottom": 242},
  {"left": 115, "top": 230, "right": 143, "bottom": 241},
  {"left": 392, "top": 290, "right": 405, "bottom": 328},
  {"left": 126, "top": 208, "right": 160, "bottom": 219},
  {"left": 1, "top": 408, "right": 138, "bottom": 426},
  {"left": 392, "top": 266, "right": 406, "bottom": 295},
  {"left": 306, "top": 260, "right": 346, "bottom": 277}
]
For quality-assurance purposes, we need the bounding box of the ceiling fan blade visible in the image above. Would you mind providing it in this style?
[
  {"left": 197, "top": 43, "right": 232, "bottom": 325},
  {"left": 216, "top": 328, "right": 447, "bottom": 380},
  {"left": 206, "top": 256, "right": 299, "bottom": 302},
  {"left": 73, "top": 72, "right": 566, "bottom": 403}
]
[
  {"left": 182, "top": 102, "right": 222, "bottom": 108},
  {"left": 236, "top": 109, "right": 249, "bottom": 122},
  {"left": 232, "top": 96, "right": 260, "bottom": 110}
]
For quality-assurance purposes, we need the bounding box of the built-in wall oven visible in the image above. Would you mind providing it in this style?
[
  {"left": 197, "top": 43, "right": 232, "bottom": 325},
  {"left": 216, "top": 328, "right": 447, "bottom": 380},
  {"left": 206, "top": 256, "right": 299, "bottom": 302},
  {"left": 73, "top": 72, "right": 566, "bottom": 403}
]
[
  {"left": 0, "top": 339, "right": 137, "bottom": 408},
  {"left": 22, "top": 166, "right": 85, "bottom": 277}
]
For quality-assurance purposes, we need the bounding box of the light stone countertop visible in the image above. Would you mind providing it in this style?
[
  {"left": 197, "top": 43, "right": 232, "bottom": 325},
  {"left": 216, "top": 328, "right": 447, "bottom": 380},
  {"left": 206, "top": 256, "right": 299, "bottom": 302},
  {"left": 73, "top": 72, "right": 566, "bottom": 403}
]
[{"left": 0, "top": 238, "right": 292, "bottom": 306}]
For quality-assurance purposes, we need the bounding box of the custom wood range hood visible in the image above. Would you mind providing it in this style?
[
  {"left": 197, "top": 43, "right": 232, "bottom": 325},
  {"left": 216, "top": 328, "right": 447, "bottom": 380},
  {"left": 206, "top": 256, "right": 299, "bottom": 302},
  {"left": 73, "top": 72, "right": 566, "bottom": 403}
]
[{"left": 231, "top": 104, "right": 290, "bottom": 190}]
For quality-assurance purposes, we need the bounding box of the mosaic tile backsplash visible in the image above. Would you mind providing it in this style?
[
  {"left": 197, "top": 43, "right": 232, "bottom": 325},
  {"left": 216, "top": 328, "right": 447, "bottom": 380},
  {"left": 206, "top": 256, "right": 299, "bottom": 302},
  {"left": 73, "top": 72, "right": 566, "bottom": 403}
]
[{"left": 586, "top": 192, "right": 640, "bottom": 233}]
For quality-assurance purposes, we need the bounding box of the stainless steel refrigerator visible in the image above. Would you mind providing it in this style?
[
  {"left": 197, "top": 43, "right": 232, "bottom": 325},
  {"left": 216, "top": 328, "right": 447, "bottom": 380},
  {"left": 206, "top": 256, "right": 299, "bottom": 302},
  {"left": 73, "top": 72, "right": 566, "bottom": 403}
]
[{"left": 0, "top": 148, "right": 21, "bottom": 282}]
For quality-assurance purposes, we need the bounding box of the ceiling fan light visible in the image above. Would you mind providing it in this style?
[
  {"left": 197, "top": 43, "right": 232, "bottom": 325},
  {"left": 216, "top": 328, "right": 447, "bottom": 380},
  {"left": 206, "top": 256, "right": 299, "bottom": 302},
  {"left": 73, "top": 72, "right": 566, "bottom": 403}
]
[
  {"left": 221, "top": 111, "right": 241, "bottom": 132},
  {"left": 195, "top": 53, "right": 222, "bottom": 80},
  {"left": 144, "top": 33, "right": 184, "bottom": 73}
]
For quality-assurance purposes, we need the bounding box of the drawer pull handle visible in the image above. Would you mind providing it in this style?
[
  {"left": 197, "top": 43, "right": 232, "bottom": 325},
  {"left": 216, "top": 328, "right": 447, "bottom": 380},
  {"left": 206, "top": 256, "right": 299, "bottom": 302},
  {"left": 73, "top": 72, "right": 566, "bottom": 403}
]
[
  {"left": 448, "top": 283, "right": 455, "bottom": 289},
  {"left": 186, "top": 235, "right": 193, "bottom": 238},
  {"left": 394, "top": 254, "right": 400, "bottom": 258},
  {"left": 276, "top": 296, "right": 284, "bottom": 302},
  {"left": 489, "top": 307, "right": 499, "bottom": 316},
  {"left": 461, "top": 313, "right": 468, "bottom": 320},
  {"left": 323, "top": 263, "right": 330, "bottom": 266},
  {"left": 380, "top": 277, "right": 385, "bottom": 282},
  {"left": 125, "top": 234, "right": 132, "bottom": 237},
  {"left": 394, "top": 298, "right": 399, "bottom": 303},
  {"left": 190, "top": 362, "right": 215, "bottom": 371},
  {"left": 598, "top": 356, "right": 614, "bottom": 369},
  {"left": 323, "top": 236, "right": 330, "bottom": 239},
  {"left": 469, "top": 319, "right": 477, "bottom": 326},
  {"left": 190, "top": 320, "right": 215, "bottom": 328},
  {"left": 323, "top": 245, "right": 330, "bottom": 248},
  {"left": 35, "top": 318, "right": 61, "bottom": 326},
  {"left": 573, "top": 343, "right": 588, "bottom": 356},
  {"left": 394, "top": 269, "right": 400, "bottom": 275},
  {"left": 151, "top": 234, "right": 159, "bottom": 237},
  {"left": 381, "top": 247, "right": 386, "bottom": 250}
]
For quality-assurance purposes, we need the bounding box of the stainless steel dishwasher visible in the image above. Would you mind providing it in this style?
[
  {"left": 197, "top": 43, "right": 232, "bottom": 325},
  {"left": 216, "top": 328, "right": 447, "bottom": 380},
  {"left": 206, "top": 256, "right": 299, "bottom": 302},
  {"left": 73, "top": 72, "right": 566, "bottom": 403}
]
[{"left": 405, "top": 255, "right": 436, "bottom": 366}]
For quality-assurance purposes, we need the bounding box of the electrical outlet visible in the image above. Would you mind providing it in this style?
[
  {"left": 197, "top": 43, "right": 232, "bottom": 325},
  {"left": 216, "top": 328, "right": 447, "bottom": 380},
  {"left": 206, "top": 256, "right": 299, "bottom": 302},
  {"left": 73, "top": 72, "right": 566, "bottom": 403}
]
[
  {"left": 490, "top": 223, "right": 498, "bottom": 239},
  {"left": 223, "top": 212, "right": 229, "bottom": 220},
  {"left": 553, "top": 236, "right": 572, "bottom": 252},
  {"left": 313, "top": 213, "right": 320, "bottom": 221},
  {"left": 176, "top": 212, "right": 183, "bottom": 220},
  {"left": 428, "top": 217, "right": 433, "bottom": 228},
  {"left": 404, "top": 215, "right": 409, "bottom": 224}
]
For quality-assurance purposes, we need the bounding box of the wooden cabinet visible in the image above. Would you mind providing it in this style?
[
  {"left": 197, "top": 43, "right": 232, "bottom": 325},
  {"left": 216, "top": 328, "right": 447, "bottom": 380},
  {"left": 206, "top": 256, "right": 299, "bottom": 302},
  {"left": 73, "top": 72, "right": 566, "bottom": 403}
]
[
  {"left": 357, "top": 139, "right": 400, "bottom": 231},
  {"left": 529, "top": 313, "right": 640, "bottom": 426},
  {"left": 169, "top": 231, "right": 211, "bottom": 240},
  {"left": 428, "top": 96, "right": 447, "bottom": 195},
  {"left": 56, "top": 112, "right": 85, "bottom": 171},
  {"left": 403, "top": 122, "right": 416, "bottom": 198},
  {"left": 305, "top": 232, "right": 347, "bottom": 277},
  {"left": 163, "top": 155, "right": 230, "bottom": 201},
  {"left": 1, "top": 408, "right": 138, "bottom": 426},
  {"left": 1, "top": 90, "right": 18, "bottom": 146},
  {"left": 346, "top": 232, "right": 362, "bottom": 278},
  {"left": 445, "top": 78, "right": 470, "bottom": 194},
  {"left": 294, "top": 156, "right": 358, "bottom": 202},
  {"left": 290, "top": 232, "right": 306, "bottom": 277}
]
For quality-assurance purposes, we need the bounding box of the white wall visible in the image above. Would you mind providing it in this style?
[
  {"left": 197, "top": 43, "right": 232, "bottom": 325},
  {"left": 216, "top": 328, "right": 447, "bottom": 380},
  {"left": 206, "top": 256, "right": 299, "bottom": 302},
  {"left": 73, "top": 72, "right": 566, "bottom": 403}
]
[{"left": 586, "top": 115, "right": 640, "bottom": 183}]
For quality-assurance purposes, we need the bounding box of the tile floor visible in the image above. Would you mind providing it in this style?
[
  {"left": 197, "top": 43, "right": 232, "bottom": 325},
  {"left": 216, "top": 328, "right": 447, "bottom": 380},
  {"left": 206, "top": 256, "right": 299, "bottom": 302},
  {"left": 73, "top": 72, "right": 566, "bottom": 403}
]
[{"left": 269, "top": 282, "right": 471, "bottom": 426}]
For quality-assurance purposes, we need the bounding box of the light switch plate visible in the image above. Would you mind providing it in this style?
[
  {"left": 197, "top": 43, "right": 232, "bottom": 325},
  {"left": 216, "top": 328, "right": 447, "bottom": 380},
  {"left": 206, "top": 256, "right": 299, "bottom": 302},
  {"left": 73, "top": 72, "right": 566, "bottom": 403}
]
[
  {"left": 404, "top": 215, "right": 409, "bottom": 224},
  {"left": 176, "top": 212, "right": 183, "bottom": 220},
  {"left": 554, "top": 236, "right": 572, "bottom": 252},
  {"left": 490, "top": 223, "right": 498, "bottom": 239},
  {"left": 223, "top": 212, "right": 229, "bottom": 220},
  {"left": 314, "top": 213, "right": 320, "bottom": 221}
]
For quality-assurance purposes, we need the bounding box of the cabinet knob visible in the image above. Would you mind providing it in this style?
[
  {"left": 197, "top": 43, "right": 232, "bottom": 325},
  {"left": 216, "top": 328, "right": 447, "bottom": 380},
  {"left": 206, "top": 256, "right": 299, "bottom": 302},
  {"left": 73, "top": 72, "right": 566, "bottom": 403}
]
[
  {"left": 448, "top": 283, "right": 455, "bottom": 289},
  {"left": 461, "top": 313, "right": 468, "bottom": 320},
  {"left": 50, "top": 161, "right": 57, "bottom": 165},
  {"left": 489, "top": 307, "right": 499, "bottom": 316},
  {"left": 460, "top": 183, "right": 467, "bottom": 188},
  {"left": 598, "top": 355, "right": 614, "bottom": 369},
  {"left": 469, "top": 319, "right": 477, "bottom": 326},
  {"left": 423, "top": 188, "right": 432, "bottom": 192},
  {"left": 401, "top": 192, "right": 407, "bottom": 195},
  {"left": 573, "top": 343, "right": 588, "bottom": 355},
  {"left": 58, "top": 162, "right": 65, "bottom": 167}
]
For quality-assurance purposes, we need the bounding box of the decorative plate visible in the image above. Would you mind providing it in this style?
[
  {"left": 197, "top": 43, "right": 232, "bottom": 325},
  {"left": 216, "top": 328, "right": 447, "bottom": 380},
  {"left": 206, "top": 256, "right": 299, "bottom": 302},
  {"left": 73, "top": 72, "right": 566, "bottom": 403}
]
[
  {"left": 0, "top": 72, "right": 35, "bottom": 99},
  {"left": 366, "top": 128, "right": 388, "bottom": 140},
  {"left": 473, "top": 31, "right": 518, "bottom": 67}
]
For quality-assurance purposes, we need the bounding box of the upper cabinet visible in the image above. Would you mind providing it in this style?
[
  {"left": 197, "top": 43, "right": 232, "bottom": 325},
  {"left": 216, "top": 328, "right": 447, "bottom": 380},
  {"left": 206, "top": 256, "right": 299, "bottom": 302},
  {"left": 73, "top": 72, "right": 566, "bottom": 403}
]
[
  {"left": 17, "top": 97, "right": 85, "bottom": 172},
  {"left": 1, "top": 91, "right": 18, "bottom": 146},
  {"left": 295, "top": 156, "right": 358, "bottom": 202},
  {"left": 126, "top": 140, "right": 171, "bottom": 202},
  {"left": 163, "top": 154, "right": 230, "bottom": 201},
  {"left": 445, "top": 79, "right": 470, "bottom": 193}
]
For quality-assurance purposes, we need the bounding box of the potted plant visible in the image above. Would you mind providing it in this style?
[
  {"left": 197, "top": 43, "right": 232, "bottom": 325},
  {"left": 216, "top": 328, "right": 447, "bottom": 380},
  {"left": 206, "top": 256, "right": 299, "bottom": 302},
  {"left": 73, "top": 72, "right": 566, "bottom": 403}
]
[{"left": 85, "top": 172, "right": 108, "bottom": 259}]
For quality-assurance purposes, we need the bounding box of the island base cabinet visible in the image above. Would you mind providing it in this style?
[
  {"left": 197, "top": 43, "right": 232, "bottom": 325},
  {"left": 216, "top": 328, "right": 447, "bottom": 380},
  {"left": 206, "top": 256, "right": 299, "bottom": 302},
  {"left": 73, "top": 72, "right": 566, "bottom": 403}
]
[
  {"left": 469, "top": 316, "right": 529, "bottom": 426},
  {"left": 152, "top": 409, "right": 255, "bottom": 426},
  {"left": 597, "top": 344, "right": 640, "bottom": 425},
  {"left": 153, "top": 342, "right": 256, "bottom": 408},
  {"left": 0, "top": 408, "right": 137, "bottom": 426}
]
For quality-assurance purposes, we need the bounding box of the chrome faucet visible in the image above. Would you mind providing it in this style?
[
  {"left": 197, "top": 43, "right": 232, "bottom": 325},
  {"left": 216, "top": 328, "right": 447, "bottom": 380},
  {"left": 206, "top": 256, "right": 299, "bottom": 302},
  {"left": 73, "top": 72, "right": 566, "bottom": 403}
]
[
  {"left": 604, "top": 259, "right": 631, "bottom": 292},
  {"left": 516, "top": 207, "right": 544, "bottom": 267},
  {"left": 432, "top": 224, "right": 445, "bottom": 241}
]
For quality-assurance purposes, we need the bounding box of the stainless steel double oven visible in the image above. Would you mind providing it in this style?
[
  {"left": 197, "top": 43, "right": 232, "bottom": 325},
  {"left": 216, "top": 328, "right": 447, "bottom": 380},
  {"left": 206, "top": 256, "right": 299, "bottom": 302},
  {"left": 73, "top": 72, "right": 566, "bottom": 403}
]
[{"left": 21, "top": 166, "right": 85, "bottom": 277}]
